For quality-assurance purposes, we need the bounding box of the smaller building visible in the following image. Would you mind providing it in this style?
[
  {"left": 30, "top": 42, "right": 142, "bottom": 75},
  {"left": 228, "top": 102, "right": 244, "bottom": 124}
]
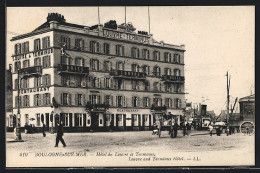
[{"left": 239, "top": 94, "right": 255, "bottom": 121}]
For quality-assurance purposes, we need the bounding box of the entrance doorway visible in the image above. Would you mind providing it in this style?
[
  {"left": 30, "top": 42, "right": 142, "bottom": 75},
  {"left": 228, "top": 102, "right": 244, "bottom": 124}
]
[{"left": 91, "top": 112, "right": 99, "bottom": 131}]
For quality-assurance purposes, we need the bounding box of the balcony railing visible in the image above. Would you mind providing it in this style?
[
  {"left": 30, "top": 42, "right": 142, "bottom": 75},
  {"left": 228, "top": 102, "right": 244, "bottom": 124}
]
[
  {"left": 151, "top": 105, "right": 167, "bottom": 111},
  {"left": 110, "top": 69, "right": 147, "bottom": 79},
  {"left": 20, "top": 66, "right": 42, "bottom": 78},
  {"left": 162, "top": 75, "right": 185, "bottom": 82},
  {"left": 57, "top": 64, "right": 89, "bottom": 74}
]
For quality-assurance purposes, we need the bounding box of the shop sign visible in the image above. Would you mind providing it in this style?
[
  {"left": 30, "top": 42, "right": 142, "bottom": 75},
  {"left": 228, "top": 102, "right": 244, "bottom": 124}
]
[
  {"left": 19, "top": 86, "right": 50, "bottom": 94},
  {"left": 103, "top": 29, "right": 150, "bottom": 43},
  {"left": 117, "top": 108, "right": 138, "bottom": 113}
]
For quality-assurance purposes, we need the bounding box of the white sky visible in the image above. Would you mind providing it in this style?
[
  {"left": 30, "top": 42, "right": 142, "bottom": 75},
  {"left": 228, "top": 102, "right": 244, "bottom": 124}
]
[{"left": 6, "top": 6, "right": 255, "bottom": 115}]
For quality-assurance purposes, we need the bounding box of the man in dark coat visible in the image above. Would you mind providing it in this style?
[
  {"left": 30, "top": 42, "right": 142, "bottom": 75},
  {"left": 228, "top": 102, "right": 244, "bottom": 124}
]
[
  {"left": 42, "top": 124, "right": 46, "bottom": 137},
  {"left": 173, "top": 122, "right": 178, "bottom": 138},
  {"left": 55, "top": 121, "right": 66, "bottom": 147}
]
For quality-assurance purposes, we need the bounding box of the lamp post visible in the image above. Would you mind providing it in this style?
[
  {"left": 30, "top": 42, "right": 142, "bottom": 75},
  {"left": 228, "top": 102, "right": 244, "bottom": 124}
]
[
  {"left": 15, "top": 65, "right": 22, "bottom": 141},
  {"left": 50, "top": 111, "right": 54, "bottom": 134}
]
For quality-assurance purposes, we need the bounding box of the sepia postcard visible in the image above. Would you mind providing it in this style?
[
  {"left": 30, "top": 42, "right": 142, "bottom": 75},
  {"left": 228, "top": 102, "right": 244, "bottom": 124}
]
[{"left": 6, "top": 6, "right": 255, "bottom": 167}]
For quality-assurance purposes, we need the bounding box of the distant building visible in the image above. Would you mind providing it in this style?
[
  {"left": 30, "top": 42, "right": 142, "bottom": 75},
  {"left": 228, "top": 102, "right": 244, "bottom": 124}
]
[{"left": 239, "top": 94, "right": 255, "bottom": 121}]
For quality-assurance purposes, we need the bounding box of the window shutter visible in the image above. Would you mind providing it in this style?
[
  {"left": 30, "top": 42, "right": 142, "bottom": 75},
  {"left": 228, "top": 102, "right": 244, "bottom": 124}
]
[
  {"left": 98, "top": 95, "right": 101, "bottom": 104},
  {"left": 132, "top": 97, "right": 134, "bottom": 107},
  {"left": 169, "top": 53, "right": 172, "bottom": 62},
  {"left": 158, "top": 51, "right": 161, "bottom": 61},
  {"left": 90, "top": 59, "right": 93, "bottom": 70},
  {"left": 122, "top": 62, "right": 125, "bottom": 70},
  {"left": 147, "top": 50, "right": 150, "bottom": 59},
  {"left": 97, "top": 60, "right": 100, "bottom": 70},
  {"left": 116, "top": 96, "right": 118, "bottom": 107},
  {"left": 82, "top": 58, "right": 85, "bottom": 67},
  {"left": 60, "top": 93, "right": 63, "bottom": 105},
  {"left": 47, "top": 75, "right": 51, "bottom": 85},
  {"left": 110, "top": 78, "right": 113, "bottom": 88},
  {"left": 82, "top": 94, "right": 85, "bottom": 105},
  {"left": 75, "top": 94, "right": 78, "bottom": 106},
  {"left": 122, "top": 46, "right": 125, "bottom": 56},
  {"left": 179, "top": 99, "right": 182, "bottom": 108},
  {"left": 42, "top": 75, "right": 46, "bottom": 86},
  {"left": 143, "top": 97, "right": 146, "bottom": 107},
  {"left": 89, "top": 95, "right": 92, "bottom": 104},
  {"left": 90, "top": 41, "right": 92, "bottom": 51},
  {"left": 137, "top": 48, "right": 139, "bottom": 58},
  {"left": 137, "top": 97, "right": 140, "bottom": 107},
  {"left": 123, "top": 96, "right": 126, "bottom": 107},
  {"left": 68, "top": 94, "right": 72, "bottom": 105},
  {"left": 81, "top": 40, "right": 85, "bottom": 50}
]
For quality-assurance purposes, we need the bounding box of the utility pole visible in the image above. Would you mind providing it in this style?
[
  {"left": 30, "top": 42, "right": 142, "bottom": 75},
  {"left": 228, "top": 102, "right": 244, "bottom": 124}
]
[
  {"left": 226, "top": 71, "right": 231, "bottom": 125},
  {"left": 15, "top": 64, "right": 22, "bottom": 141}
]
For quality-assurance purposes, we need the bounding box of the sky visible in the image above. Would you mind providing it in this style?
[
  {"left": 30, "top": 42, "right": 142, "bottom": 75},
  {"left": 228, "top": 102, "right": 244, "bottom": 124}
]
[{"left": 6, "top": 6, "right": 255, "bottom": 115}]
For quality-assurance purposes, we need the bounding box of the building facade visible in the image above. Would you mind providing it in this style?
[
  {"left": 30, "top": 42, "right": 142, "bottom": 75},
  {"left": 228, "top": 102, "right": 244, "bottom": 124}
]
[{"left": 9, "top": 13, "right": 186, "bottom": 132}]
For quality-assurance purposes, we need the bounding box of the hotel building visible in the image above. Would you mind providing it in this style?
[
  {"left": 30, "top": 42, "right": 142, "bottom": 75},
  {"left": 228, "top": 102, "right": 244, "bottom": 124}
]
[{"left": 8, "top": 13, "right": 186, "bottom": 132}]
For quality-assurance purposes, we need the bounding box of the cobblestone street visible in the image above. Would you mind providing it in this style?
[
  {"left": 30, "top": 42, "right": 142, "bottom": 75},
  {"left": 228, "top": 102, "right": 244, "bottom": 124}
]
[{"left": 6, "top": 130, "right": 254, "bottom": 167}]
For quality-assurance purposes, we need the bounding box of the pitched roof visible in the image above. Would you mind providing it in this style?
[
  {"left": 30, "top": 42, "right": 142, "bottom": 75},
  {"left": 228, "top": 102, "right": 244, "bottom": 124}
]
[{"left": 239, "top": 94, "right": 255, "bottom": 102}]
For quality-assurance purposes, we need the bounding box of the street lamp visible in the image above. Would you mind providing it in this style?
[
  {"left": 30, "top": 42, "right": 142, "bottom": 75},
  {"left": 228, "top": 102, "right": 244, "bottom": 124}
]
[{"left": 15, "top": 64, "right": 22, "bottom": 141}]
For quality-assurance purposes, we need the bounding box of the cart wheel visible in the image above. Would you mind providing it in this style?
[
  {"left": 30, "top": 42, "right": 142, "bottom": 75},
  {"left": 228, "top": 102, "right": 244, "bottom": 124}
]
[{"left": 240, "top": 121, "right": 254, "bottom": 135}]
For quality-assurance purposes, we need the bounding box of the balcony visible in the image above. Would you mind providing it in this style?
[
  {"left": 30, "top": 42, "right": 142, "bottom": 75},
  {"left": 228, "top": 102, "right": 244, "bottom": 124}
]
[
  {"left": 57, "top": 64, "right": 89, "bottom": 75},
  {"left": 151, "top": 104, "right": 167, "bottom": 111},
  {"left": 162, "top": 75, "right": 185, "bottom": 83},
  {"left": 110, "top": 69, "right": 147, "bottom": 79},
  {"left": 19, "top": 66, "right": 42, "bottom": 78},
  {"left": 85, "top": 102, "right": 110, "bottom": 112}
]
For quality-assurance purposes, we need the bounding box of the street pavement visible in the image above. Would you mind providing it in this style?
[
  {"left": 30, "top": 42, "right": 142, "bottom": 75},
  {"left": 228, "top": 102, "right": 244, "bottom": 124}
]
[{"left": 6, "top": 130, "right": 254, "bottom": 167}]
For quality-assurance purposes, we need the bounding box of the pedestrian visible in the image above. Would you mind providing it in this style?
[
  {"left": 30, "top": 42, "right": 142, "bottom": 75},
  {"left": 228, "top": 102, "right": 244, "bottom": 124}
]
[
  {"left": 226, "top": 125, "right": 230, "bottom": 136},
  {"left": 173, "top": 122, "right": 178, "bottom": 138},
  {"left": 109, "top": 120, "right": 113, "bottom": 132},
  {"left": 216, "top": 125, "right": 221, "bottom": 136},
  {"left": 183, "top": 121, "right": 188, "bottom": 136},
  {"left": 209, "top": 124, "right": 213, "bottom": 136},
  {"left": 55, "top": 121, "right": 66, "bottom": 147},
  {"left": 42, "top": 124, "right": 46, "bottom": 137}
]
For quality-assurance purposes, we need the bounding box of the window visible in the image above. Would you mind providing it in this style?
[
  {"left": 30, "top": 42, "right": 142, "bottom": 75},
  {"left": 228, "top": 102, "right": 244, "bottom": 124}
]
[
  {"left": 175, "top": 99, "right": 181, "bottom": 108},
  {"left": 89, "top": 95, "right": 101, "bottom": 105},
  {"left": 131, "top": 47, "right": 139, "bottom": 58},
  {"left": 117, "top": 96, "right": 123, "bottom": 107},
  {"left": 34, "top": 94, "right": 40, "bottom": 106},
  {"left": 104, "top": 43, "right": 110, "bottom": 54},
  {"left": 14, "top": 61, "right": 21, "bottom": 73},
  {"left": 90, "top": 41, "right": 100, "bottom": 52},
  {"left": 15, "top": 43, "right": 21, "bottom": 55},
  {"left": 42, "top": 56, "right": 50, "bottom": 68},
  {"left": 165, "top": 98, "right": 172, "bottom": 108},
  {"left": 105, "top": 95, "right": 111, "bottom": 106},
  {"left": 104, "top": 78, "right": 110, "bottom": 88},
  {"left": 164, "top": 52, "right": 171, "bottom": 62},
  {"left": 63, "top": 93, "right": 69, "bottom": 105},
  {"left": 75, "top": 114, "right": 83, "bottom": 127},
  {"left": 42, "top": 74, "right": 51, "bottom": 86},
  {"left": 174, "top": 54, "right": 181, "bottom": 63},
  {"left": 75, "top": 57, "right": 85, "bottom": 66},
  {"left": 36, "top": 113, "right": 41, "bottom": 126},
  {"left": 62, "top": 56, "right": 71, "bottom": 65},
  {"left": 132, "top": 80, "right": 139, "bottom": 90},
  {"left": 21, "top": 78, "right": 29, "bottom": 89},
  {"left": 23, "top": 95, "right": 30, "bottom": 107},
  {"left": 132, "top": 114, "right": 138, "bottom": 126},
  {"left": 75, "top": 39, "right": 84, "bottom": 50},
  {"left": 75, "top": 94, "right": 83, "bottom": 106},
  {"left": 143, "top": 97, "right": 150, "bottom": 107},
  {"left": 153, "top": 98, "right": 162, "bottom": 107},
  {"left": 34, "top": 76, "right": 41, "bottom": 87},
  {"left": 15, "top": 96, "right": 21, "bottom": 108},
  {"left": 22, "top": 42, "right": 29, "bottom": 53},
  {"left": 165, "top": 83, "right": 172, "bottom": 93},
  {"left": 132, "top": 96, "right": 138, "bottom": 107},
  {"left": 174, "top": 84, "right": 181, "bottom": 93},
  {"left": 174, "top": 69, "right": 181, "bottom": 76},
  {"left": 164, "top": 68, "right": 171, "bottom": 75},
  {"left": 90, "top": 59, "right": 100, "bottom": 70},
  {"left": 116, "top": 45, "right": 125, "bottom": 56},
  {"left": 64, "top": 114, "right": 69, "bottom": 127},
  {"left": 153, "top": 66, "right": 161, "bottom": 76},
  {"left": 116, "top": 61, "right": 124, "bottom": 70},
  {"left": 131, "top": 64, "right": 139, "bottom": 72},
  {"left": 43, "top": 93, "right": 51, "bottom": 106},
  {"left": 103, "top": 61, "right": 111, "bottom": 71},
  {"left": 34, "top": 39, "right": 41, "bottom": 51},
  {"left": 142, "top": 49, "right": 150, "bottom": 59},
  {"left": 42, "top": 36, "right": 50, "bottom": 49},
  {"left": 144, "top": 80, "right": 150, "bottom": 91},
  {"left": 60, "top": 36, "right": 70, "bottom": 49},
  {"left": 153, "top": 51, "right": 160, "bottom": 61},
  {"left": 153, "top": 82, "right": 159, "bottom": 91},
  {"left": 142, "top": 65, "right": 150, "bottom": 75},
  {"left": 34, "top": 57, "right": 41, "bottom": 66},
  {"left": 23, "top": 60, "right": 30, "bottom": 68},
  {"left": 117, "top": 114, "right": 123, "bottom": 126}
]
